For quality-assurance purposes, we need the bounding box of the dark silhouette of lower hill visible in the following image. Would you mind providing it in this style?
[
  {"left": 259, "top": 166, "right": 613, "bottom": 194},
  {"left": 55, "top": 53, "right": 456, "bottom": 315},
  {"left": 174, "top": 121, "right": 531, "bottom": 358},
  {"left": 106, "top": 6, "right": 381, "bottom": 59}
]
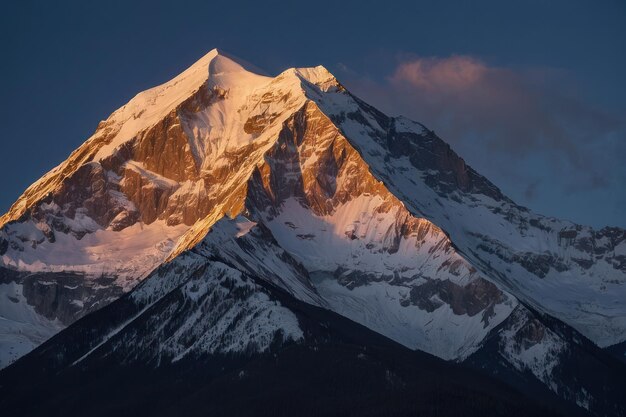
[
  {"left": 605, "top": 340, "right": 626, "bottom": 364},
  {"left": 0, "top": 279, "right": 580, "bottom": 417}
]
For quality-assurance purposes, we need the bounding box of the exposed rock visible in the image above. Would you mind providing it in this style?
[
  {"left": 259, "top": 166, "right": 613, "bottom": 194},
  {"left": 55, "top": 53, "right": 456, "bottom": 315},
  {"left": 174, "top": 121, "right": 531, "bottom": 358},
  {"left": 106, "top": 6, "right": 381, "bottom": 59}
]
[
  {"left": 408, "top": 277, "right": 503, "bottom": 318},
  {"left": 0, "top": 234, "right": 8, "bottom": 255},
  {"left": 133, "top": 112, "right": 199, "bottom": 183},
  {"left": 2, "top": 268, "right": 123, "bottom": 325}
]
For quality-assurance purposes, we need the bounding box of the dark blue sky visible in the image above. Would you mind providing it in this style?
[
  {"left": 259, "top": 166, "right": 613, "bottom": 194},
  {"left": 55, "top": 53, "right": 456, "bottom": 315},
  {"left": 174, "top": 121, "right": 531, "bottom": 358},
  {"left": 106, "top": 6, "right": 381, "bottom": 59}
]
[{"left": 1, "top": 0, "right": 624, "bottom": 227}]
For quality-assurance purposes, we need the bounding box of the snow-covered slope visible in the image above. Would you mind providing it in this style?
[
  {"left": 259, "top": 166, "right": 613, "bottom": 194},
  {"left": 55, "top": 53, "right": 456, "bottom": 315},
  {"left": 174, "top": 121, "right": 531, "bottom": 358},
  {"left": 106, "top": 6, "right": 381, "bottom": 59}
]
[
  {"left": 3, "top": 243, "right": 585, "bottom": 417},
  {"left": 61, "top": 215, "right": 322, "bottom": 367},
  {"left": 5, "top": 213, "right": 624, "bottom": 416},
  {"left": 239, "top": 100, "right": 517, "bottom": 360},
  {"left": 306, "top": 90, "right": 626, "bottom": 348},
  {"left": 0, "top": 280, "right": 61, "bottom": 368}
]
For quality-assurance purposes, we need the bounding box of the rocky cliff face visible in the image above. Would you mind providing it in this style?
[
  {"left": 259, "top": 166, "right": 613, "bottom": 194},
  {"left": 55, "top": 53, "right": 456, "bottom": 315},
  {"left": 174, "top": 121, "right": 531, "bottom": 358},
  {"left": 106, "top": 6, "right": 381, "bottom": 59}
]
[
  {"left": 307, "top": 84, "right": 626, "bottom": 349},
  {"left": 0, "top": 49, "right": 624, "bottom": 415},
  {"left": 241, "top": 100, "right": 514, "bottom": 360}
]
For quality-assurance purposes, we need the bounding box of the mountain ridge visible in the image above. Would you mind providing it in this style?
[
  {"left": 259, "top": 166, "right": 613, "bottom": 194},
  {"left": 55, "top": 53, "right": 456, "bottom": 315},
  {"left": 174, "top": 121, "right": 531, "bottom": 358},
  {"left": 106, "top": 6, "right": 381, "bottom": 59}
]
[{"left": 0, "top": 49, "right": 624, "bottom": 415}]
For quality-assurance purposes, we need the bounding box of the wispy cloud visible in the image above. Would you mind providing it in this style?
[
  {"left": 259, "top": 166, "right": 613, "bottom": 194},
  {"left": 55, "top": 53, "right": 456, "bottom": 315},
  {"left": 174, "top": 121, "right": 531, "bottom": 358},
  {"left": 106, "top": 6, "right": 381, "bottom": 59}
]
[{"left": 391, "top": 56, "right": 488, "bottom": 91}]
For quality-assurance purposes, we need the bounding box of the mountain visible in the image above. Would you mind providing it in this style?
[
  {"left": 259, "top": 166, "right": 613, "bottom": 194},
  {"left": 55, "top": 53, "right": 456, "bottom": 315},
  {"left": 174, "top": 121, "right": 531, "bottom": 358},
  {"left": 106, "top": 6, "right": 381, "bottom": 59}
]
[
  {"left": 0, "top": 230, "right": 569, "bottom": 417},
  {"left": 0, "top": 49, "right": 624, "bottom": 415}
]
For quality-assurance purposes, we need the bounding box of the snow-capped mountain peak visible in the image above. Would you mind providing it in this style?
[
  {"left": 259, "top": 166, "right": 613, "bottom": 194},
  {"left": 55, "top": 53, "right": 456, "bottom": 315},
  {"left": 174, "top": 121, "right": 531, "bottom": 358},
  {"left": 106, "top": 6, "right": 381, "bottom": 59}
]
[{"left": 1, "top": 49, "right": 625, "bottom": 416}]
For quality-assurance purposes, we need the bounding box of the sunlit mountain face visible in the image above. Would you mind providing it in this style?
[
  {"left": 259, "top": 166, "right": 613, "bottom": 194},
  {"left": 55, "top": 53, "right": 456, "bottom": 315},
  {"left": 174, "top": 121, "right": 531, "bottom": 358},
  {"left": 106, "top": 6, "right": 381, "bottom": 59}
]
[{"left": 0, "top": 50, "right": 624, "bottom": 417}]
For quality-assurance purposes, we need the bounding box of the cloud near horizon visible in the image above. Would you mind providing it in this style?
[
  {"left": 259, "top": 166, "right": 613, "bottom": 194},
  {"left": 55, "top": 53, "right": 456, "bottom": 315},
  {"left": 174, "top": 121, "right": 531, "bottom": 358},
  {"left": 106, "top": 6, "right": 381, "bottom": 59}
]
[
  {"left": 391, "top": 55, "right": 488, "bottom": 91},
  {"left": 338, "top": 55, "right": 626, "bottom": 227}
]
